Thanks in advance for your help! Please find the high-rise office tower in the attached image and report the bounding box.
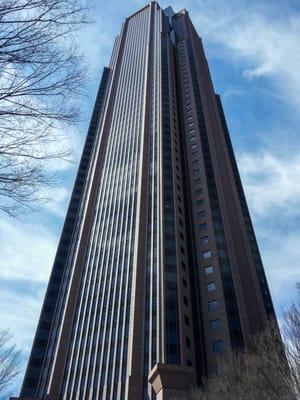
[15,2,275,400]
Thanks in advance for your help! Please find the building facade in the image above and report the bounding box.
[15,2,275,399]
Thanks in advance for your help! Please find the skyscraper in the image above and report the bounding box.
[15,2,275,399]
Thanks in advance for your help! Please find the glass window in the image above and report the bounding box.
[198,210,205,218]
[201,236,209,245]
[208,300,218,311]
[204,265,214,275]
[203,250,211,259]
[207,282,216,292]
[197,199,204,207]
[218,249,229,259]
[166,271,177,282]
[210,319,221,332]
[213,340,224,352]
[199,223,207,231]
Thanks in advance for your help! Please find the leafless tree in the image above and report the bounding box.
[186,308,300,400]
[283,300,300,395]
[0,0,88,217]
[0,328,21,394]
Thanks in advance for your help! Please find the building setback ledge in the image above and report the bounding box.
[148,363,196,399]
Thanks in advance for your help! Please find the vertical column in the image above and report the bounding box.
[43,19,130,399]
[126,3,153,399]
[149,8,198,397]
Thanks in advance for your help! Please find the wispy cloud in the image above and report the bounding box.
[0,217,59,398]
[0,276,46,399]
[222,88,245,100]
[189,0,300,109]
[227,13,300,108]
[238,150,300,311]
[260,225,300,312]
[0,218,57,282]
[238,151,300,217]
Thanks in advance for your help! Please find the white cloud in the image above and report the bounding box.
[0,218,57,282]
[238,151,300,217]
[74,1,116,78]
[43,124,83,172]
[222,88,245,99]
[0,217,58,398]
[42,186,70,217]
[0,280,44,350]
[0,176,70,397]
[0,276,46,399]
[224,12,300,109]
[262,227,300,312]
[237,149,300,312]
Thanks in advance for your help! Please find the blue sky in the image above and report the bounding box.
[1,0,300,397]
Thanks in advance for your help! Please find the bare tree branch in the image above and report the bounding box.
[0,328,21,394]
[0,0,89,217]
